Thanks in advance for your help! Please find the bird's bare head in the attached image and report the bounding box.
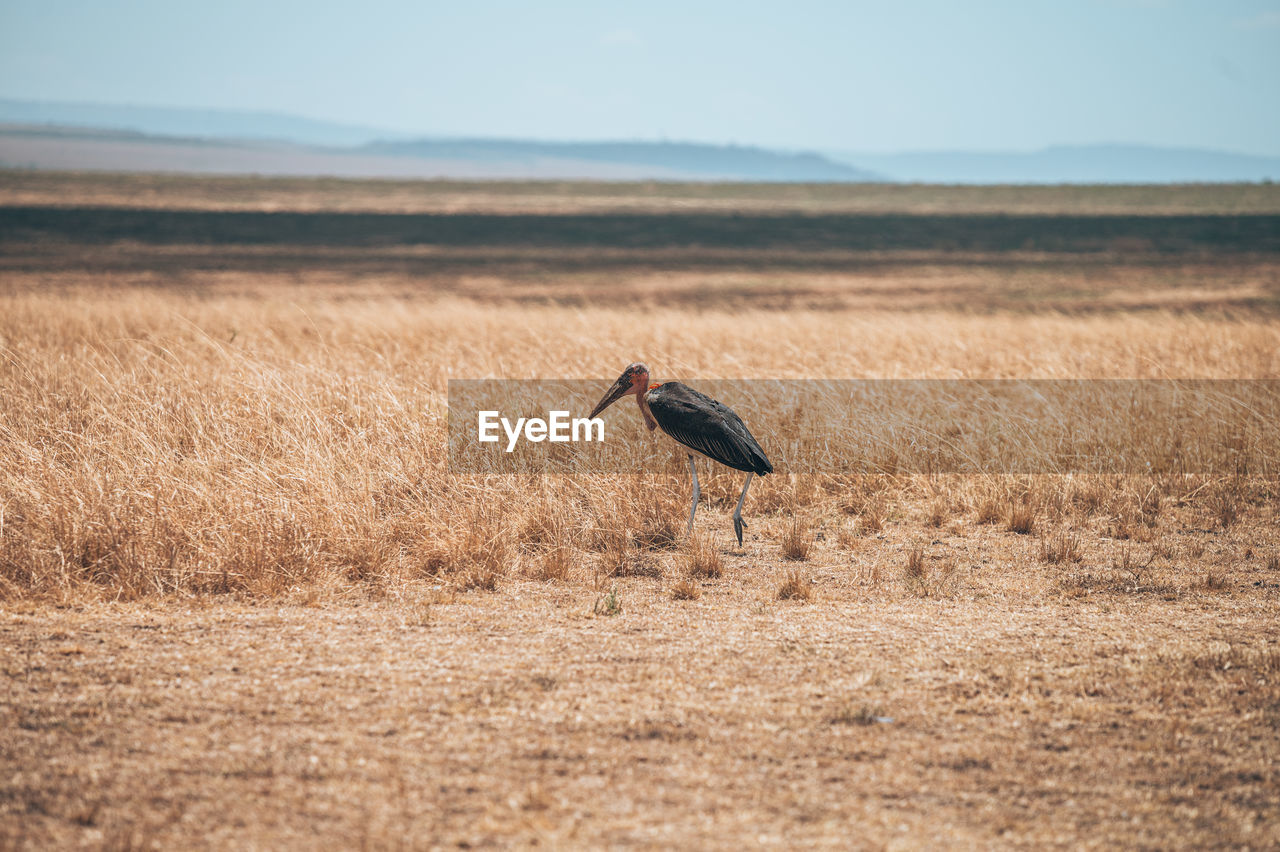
[588,362,650,419]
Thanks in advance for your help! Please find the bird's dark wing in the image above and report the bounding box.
[647,382,773,475]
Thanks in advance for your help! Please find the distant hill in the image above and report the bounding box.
[0,123,875,182]
[0,98,395,147]
[361,138,871,181]
[829,145,1280,184]
[4,99,1277,183]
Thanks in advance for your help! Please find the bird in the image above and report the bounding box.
[587,362,773,546]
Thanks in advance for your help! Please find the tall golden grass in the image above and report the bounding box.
[1,285,1277,600]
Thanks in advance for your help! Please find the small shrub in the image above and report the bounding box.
[593,587,622,616]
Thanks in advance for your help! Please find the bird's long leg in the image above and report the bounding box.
[732,473,754,547]
[686,454,700,537]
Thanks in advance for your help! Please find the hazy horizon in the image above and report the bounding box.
[5,95,1280,161]
[2,1,1278,158]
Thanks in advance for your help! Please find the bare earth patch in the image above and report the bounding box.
[4,548,1278,849]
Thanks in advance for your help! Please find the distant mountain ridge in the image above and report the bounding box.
[0,123,875,182]
[0,97,395,147]
[829,145,1280,184]
[2,98,1277,183]
[363,138,867,181]
[0,98,873,181]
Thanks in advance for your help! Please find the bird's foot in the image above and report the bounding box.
[733,515,745,547]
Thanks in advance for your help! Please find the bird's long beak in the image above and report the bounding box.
[588,374,633,419]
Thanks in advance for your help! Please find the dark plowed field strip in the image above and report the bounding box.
[3,206,1278,254]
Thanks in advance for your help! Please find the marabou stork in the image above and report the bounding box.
[588,363,772,546]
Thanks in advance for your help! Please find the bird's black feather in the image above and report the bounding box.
[645,382,773,475]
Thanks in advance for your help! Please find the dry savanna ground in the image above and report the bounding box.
[1,174,1279,849]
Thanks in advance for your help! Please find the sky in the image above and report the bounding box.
[2,1,1278,156]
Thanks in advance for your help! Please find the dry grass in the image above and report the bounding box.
[670,578,702,600]
[779,517,814,561]
[1006,502,1037,535]
[902,545,961,598]
[8,170,1280,214]
[835,520,862,550]
[776,568,814,601]
[905,545,927,582]
[1040,529,1084,565]
[2,174,1280,849]
[534,542,575,582]
[974,496,1003,525]
[6,593,1277,849]
[678,534,723,579]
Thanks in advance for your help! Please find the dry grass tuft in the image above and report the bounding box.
[974,497,1003,525]
[535,542,575,582]
[776,568,813,602]
[836,521,862,550]
[679,534,723,579]
[1210,485,1241,530]
[1070,477,1110,516]
[860,501,886,534]
[631,488,684,550]
[1194,570,1230,592]
[905,546,927,583]
[829,703,891,726]
[903,545,961,597]
[779,517,814,561]
[1007,503,1036,536]
[670,579,702,601]
[1040,530,1084,565]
